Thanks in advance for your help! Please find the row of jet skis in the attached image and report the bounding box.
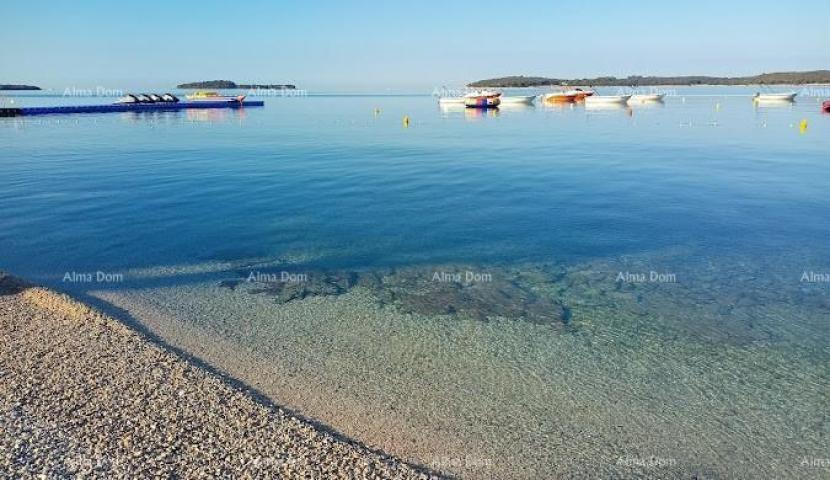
[115,93,181,104]
[114,91,247,104]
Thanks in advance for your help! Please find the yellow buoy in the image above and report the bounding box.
[800,119,808,134]
[403,115,410,128]
[373,108,381,116]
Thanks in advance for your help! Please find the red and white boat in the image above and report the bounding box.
[463,90,502,108]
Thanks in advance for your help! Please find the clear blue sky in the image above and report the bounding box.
[2,0,828,92]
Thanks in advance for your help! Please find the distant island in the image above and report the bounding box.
[0,84,41,91]
[177,80,296,89]
[469,70,830,87]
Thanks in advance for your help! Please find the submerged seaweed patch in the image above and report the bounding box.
[372,266,567,326]
[227,265,570,326]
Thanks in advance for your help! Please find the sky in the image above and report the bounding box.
[2,0,828,92]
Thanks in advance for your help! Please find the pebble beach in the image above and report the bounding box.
[0,272,439,479]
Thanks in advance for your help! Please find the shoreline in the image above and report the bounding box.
[32,249,829,479]
[0,271,442,479]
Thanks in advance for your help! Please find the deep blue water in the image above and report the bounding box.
[2,88,829,277]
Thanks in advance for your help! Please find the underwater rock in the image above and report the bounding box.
[375,266,566,325]
[246,271,358,304]
[238,265,569,326]
[218,279,242,290]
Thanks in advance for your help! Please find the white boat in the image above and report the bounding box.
[440,90,502,105]
[753,92,797,102]
[438,97,466,105]
[465,95,501,108]
[185,91,247,102]
[584,95,632,105]
[630,94,665,103]
[499,95,536,105]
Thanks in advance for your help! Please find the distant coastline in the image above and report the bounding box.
[0,84,41,91]
[469,70,830,88]
[177,80,296,90]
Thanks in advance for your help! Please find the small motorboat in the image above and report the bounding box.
[584,95,632,105]
[161,93,180,103]
[462,90,501,108]
[500,95,536,105]
[147,94,164,102]
[541,91,578,103]
[438,96,467,105]
[134,94,153,103]
[185,91,247,102]
[465,94,501,108]
[823,100,830,112]
[630,93,665,103]
[565,88,595,100]
[753,92,797,103]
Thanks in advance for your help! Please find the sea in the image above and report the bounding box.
[1,86,828,479]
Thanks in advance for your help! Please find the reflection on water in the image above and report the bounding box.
[116,107,249,124]
[584,102,631,112]
[540,100,577,111]
[186,107,248,123]
[753,100,796,110]
[627,99,666,108]
[120,110,183,124]
[437,103,465,115]
[464,107,499,120]
[496,102,535,112]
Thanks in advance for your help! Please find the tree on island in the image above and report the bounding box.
[177,80,295,89]
[468,70,830,88]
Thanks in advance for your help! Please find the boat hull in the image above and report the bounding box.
[585,95,632,105]
[564,89,595,100]
[500,95,536,105]
[753,93,797,102]
[465,96,501,108]
[187,95,247,102]
[541,93,577,103]
[630,94,665,103]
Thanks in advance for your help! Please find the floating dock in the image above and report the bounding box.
[0,101,265,117]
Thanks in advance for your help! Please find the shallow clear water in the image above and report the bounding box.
[1,88,829,478]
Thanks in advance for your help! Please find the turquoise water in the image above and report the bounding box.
[2,88,829,478]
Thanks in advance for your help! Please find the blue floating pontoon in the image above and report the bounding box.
[0,100,265,117]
